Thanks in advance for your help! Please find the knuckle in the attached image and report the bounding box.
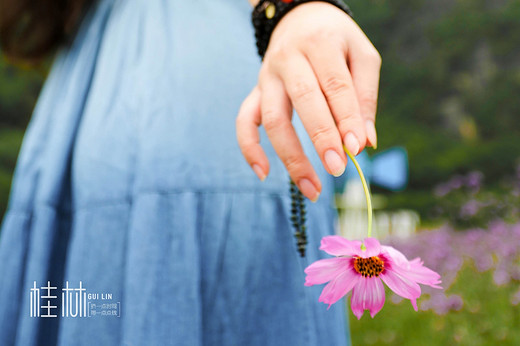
[309,125,335,147]
[322,75,350,98]
[306,28,332,46]
[337,116,362,132]
[265,47,291,68]
[284,155,307,174]
[274,47,291,60]
[290,80,315,102]
[240,142,257,157]
[262,111,281,131]
[365,48,382,66]
[359,89,379,107]
[306,33,323,48]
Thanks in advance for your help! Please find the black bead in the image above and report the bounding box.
[289,178,308,257]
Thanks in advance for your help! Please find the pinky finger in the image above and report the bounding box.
[236,87,270,181]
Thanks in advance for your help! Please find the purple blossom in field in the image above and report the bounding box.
[466,171,483,186]
[419,293,463,315]
[385,221,520,315]
[474,253,493,272]
[434,183,451,197]
[448,175,465,190]
[432,167,520,228]
[433,178,461,197]
[510,266,520,281]
[447,294,464,310]
[433,171,484,198]
[459,199,481,218]
[493,268,511,286]
[465,171,483,192]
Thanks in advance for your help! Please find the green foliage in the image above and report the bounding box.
[0,55,45,128]
[349,0,520,206]
[349,266,520,345]
[0,128,25,218]
[0,128,24,166]
[374,188,439,220]
[0,51,42,220]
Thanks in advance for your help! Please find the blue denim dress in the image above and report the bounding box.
[0,0,350,345]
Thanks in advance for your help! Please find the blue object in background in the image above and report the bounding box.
[335,147,408,193]
[371,147,408,191]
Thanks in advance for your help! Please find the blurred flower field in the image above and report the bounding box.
[1,0,520,344]
[348,169,520,345]
[350,223,520,345]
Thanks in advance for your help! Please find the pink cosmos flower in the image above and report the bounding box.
[304,236,442,319]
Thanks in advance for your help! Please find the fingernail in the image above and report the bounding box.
[344,132,360,155]
[252,164,266,181]
[324,150,345,177]
[365,120,378,149]
[298,178,320,202]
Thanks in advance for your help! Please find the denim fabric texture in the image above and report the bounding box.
[0,0,350,345]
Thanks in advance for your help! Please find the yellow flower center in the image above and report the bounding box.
[354,256,384,278]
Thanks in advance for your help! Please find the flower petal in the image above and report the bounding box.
[320,236,362,256]
[363,277,385,318]
[411,298,418,311]
[318,268,360,308]
[381,245,409,266]
[304,257,352,286]
[382,246,442,289]
[358,237,382,258]
[380,269,421,301]
[350,280,367,319]
[350,277,385,319]
[366,277,386,318]
[405,258,443,288]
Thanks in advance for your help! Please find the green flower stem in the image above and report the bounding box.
[343,146,373,240]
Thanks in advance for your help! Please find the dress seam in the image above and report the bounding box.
[5,188,291,215]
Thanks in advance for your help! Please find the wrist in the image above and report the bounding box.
[252,0,353,58]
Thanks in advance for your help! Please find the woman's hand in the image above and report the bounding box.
[237,2,381,201]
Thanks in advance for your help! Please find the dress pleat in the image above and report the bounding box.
[0,1,350,345]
